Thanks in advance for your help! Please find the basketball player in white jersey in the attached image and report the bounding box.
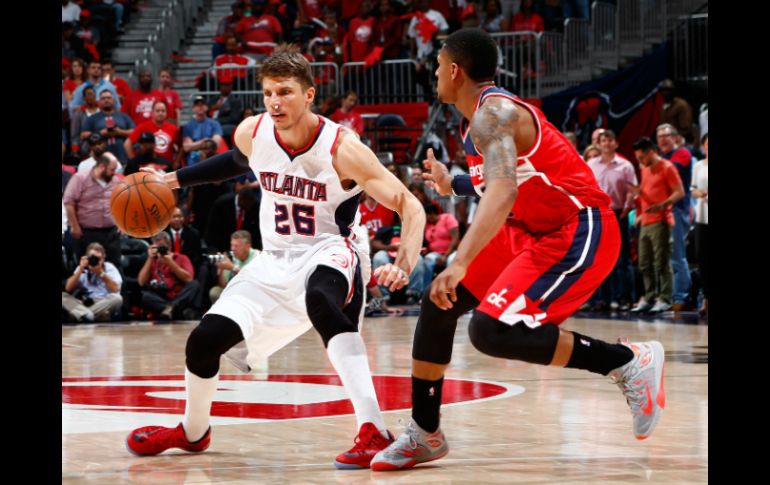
[126,44,426,469]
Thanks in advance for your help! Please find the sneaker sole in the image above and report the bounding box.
[634,341,666,440]
[370,449,449,471]
[126,437,159,457]
[333,460,371,469]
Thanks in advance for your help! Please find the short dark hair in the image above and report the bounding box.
[701,132,708,144]
[442,28,499,82]
[598,129,617,141]
[632,137,657,152]
[94,154,112,167]
[259,44,314,90]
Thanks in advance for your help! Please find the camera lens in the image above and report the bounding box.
[157,244,168,256]
[87,254,100,266]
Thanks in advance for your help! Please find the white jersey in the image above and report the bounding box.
[210,114,371,366]
[249,113,364,251]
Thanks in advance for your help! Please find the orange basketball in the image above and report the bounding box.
[110,172,176,238]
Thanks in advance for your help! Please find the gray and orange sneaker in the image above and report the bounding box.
[370,419,449,471]
[609,340,666,440]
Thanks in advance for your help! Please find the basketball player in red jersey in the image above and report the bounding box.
[372,28,666,471]
[125,45,426,469]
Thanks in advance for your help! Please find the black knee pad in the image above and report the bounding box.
[468,311,560,365]
[186,313,245,378]
[306,265,362,347]
[412,284,480,365]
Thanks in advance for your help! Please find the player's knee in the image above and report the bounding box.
[305,284,358,347]
[186,313,244,378]
[468,311,559,365]
[411,287,471,364]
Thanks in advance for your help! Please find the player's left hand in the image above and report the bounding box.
[374,263,410,292]
[430,262,467,310]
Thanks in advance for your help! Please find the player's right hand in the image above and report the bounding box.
[430,262,467,310]
[139,167,180,190]
[374,263,410,292]
[422,148,453,196]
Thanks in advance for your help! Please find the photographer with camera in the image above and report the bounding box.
[138,232,200,321]
[208,230,259,305]
[62,242,123,323]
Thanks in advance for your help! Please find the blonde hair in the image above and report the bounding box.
[583,144,600,161]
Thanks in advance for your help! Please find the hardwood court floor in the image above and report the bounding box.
[62,313,708,484]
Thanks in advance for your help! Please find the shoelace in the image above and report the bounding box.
[396,419,419,451]
[618,379,646,416]
[347,426,388,453]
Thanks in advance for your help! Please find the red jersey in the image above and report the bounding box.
[359,200,396,238]
[236,15,282,55]
[462,86,611,233]
[346,16,377,62]
[213,53,256,83]
[129,120,179,162]
[330,109,364,135]
[123,89,165,126]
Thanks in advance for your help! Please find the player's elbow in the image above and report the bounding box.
[488,178,518,205]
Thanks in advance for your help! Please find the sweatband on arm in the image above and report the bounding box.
[451,174,477,197]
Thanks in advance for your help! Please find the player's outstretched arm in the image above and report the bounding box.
[140,115,261,190]
[430,96,520,310]
[334,130,426,289]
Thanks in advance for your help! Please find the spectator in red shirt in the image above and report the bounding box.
[158,68,183,124]
[378,0,404,59]
[75,10,100,47]
[212,35,257,88]
[124,132,174,175]
[359,191,396,239]
[236,0,283,62]
[509,0,543,80]
[125,100,180,164]
[330,90,365,135]
[316,9,346,47]
[629,137,684,314]
[101,61,131,105]
[213,1,247,59]
[344,0,378,62]
[510,0,544,32]
[123,69,164,126]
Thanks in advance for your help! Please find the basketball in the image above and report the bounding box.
[110,172,176,238]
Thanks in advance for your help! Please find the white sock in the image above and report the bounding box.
[326,332,388,438]
[182,367,218,442]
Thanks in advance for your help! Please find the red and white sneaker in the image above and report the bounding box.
[334,422,394,469]
[126,423,211,456]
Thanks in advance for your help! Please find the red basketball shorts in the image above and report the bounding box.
[463,207,620,327]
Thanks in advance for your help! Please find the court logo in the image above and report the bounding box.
[62,375,524,434]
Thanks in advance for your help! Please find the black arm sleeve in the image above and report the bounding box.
[175,147,252,188]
